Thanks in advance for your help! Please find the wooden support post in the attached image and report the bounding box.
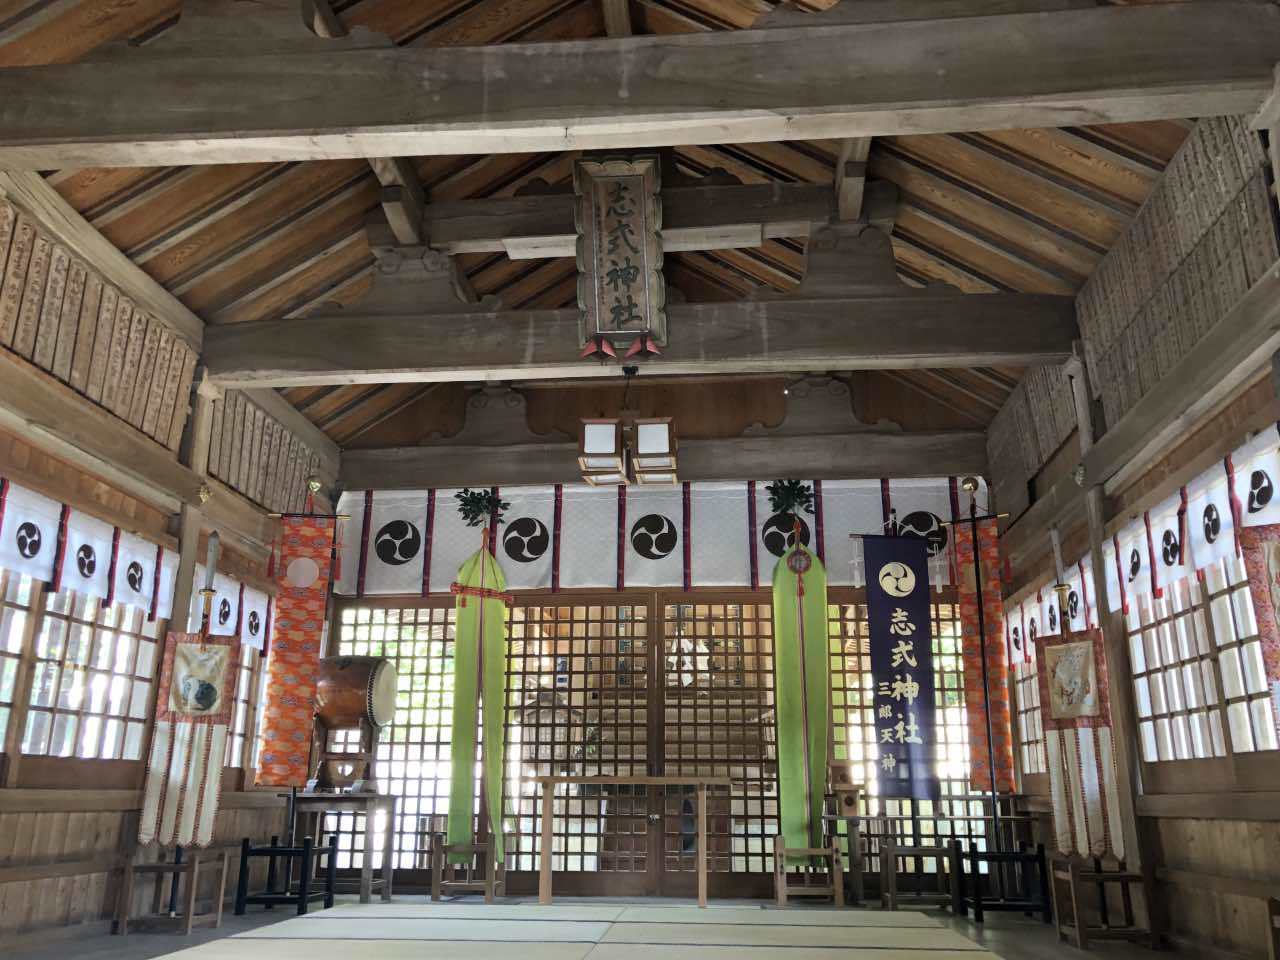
[1,581,46,787]
[539,782,553,905]
[696,783,708,908]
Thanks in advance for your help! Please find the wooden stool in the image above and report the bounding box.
[773,834,844,906]
[879,838,954,910]
[234,834,337,916]
[1051,855,1160,950]
[114,848,228,936]
[431,830,505,904]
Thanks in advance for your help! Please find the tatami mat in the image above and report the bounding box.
[168,901,999,959]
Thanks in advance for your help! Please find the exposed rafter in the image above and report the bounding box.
[0,3,1272,167]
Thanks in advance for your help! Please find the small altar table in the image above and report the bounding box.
[527,775,733,908]
[292,792,397,903]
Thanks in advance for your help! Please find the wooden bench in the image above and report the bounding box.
[879,838,954,911]
[773,835,844,906]
[1052,855,1160,950]
[114,848,228,936]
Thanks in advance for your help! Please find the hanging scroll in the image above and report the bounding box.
[256,515,336,788]
[955,517,1015,794]
[574,157,666,351]
[863,535,939,800]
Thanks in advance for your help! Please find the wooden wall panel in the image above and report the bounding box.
[0,199,196,452]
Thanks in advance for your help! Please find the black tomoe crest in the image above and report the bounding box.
[247,610,261,636]
[1048,603,1058,630]
[14,521,41,559]
[218,597,232,625]
[1067,590,1080,621]
[373,520,421,566]
[892,510,948,557]
[630,514,677,560]
[1161,529,1180,567]
[1203,503,1221,544]
[1127,547,1142,582]
[126,560,145,593]
[761,512,810,557]
[1011,626,1022,651]
[1249,469,1274,514]
[503,517,550,563]
[75,543,96,578]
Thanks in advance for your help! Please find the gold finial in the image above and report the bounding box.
[306,475,323,494]
[198,483,212,504]
[960,476,979,493]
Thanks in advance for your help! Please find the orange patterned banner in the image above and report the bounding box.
[255,515,336,788]
[954,516,1015,793]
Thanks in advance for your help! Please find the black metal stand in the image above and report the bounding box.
[234,834,338,916]
[951,839,1052,923]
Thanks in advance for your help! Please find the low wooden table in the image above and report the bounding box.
[527,775,733,908]
[292,793,396,903]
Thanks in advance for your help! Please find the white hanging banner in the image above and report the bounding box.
[1020,596,1039,661]
[362,489,431,596]
[1148,491,1188,595]
[188,565,242,635]
[884,477,957,585]
[1235,424,1280,528]
[428,489,486,594]
[497,486,557,591]
[0,481,61,582]
[1040,588,1061,637]
[559,484,619,589]
[112,531,157,612]
[1117,517,1150,605]
[240,585,271,651]
[622,486,683,588]
[1101,537,1125,613]
[333,490,364,596]
[689,482,751,587]
[1006,602,1026,664]
[822,479,887,587]
[1186,464,1236,571]
[153,548,180,622]
[1064,560,1090,633]
[60,509,114,601]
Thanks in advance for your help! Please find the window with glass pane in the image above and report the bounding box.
[23,590,160,760]
[1127,555,1278,763]
[0,570,36,746]
[1014,661,1046,775]
[224,645,262,768]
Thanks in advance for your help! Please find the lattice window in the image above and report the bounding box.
[1014,662,1046,776]
[224,645,262,769]
[332,603,456,872]
[828,595,986,871]
[0,570,35,746]
[660,600,773,876]
[1128,555,1279,762]
[23,590,159,759]
[505,601,651,875]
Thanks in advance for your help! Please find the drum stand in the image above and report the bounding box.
[308,716,378,794]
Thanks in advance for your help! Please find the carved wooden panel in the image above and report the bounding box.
[1077,116,1278,432]
[206,390,324,514]
[0,198,198,452]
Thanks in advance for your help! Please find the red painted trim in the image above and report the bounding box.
[105,527,121,607]
[747,480,759,590]
[1112,534,1128,615]
[1177,486,1189,566]
[148,543,163,622]
[1077,559,1091,628]
[1143,511,1162,599]
[682,482,692,591]
[551,484,563,593]
[616,485,627,591]
[235,582,245,634]
[812,479,825,564]
[421,489,436,597]
[1226,455,1243,556]
[947,476,961,585]
[356,490,373,598]
[262,597,273,657]
[51,504,70,594]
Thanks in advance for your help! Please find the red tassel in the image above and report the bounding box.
[266,537,277,580]
[332,518,344,581]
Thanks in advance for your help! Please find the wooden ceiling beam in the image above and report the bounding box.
[602,0,633,37]
[0,3,1274,167]
[202,291,1077,388]
[340,428,989,489]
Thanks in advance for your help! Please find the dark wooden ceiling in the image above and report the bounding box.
[0,0,1189,446]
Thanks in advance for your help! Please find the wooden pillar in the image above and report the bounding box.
[170,372,222,626]
[1067,348,1147,883]
[1,582,47,787]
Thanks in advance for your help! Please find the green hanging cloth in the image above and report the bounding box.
[771,541,830,864]
[447,539,508,863]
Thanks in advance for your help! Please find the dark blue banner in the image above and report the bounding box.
[863,535,940,800]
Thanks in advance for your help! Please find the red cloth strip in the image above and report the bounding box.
[1178,486,1189,565]
[1143,510,1162,599]
[879,477,892,530]
[449,582,514,604]
[356,490,373,598]
[235,582,245,634]
[616,485,627,591]
[148,543,163,622]
[552,484,563,593]
[682,481,692,591]
[1112,533,1128,615]
[51,504,70,594]
[106,527,121,607]
[747,480,759,590]
[421,489,436,597]
[1226,455,1244,556]
[812,479,825,564]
